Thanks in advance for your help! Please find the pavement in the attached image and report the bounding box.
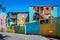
[0,32,59,40]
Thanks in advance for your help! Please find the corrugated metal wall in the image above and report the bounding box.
[40,24,56,36]
[26,22,40,34]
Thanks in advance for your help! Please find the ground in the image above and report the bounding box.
[0,32,59,40]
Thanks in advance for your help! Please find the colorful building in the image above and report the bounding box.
[0,13,7,32]
[6,12,17,33]
[29,6,58,24]
[15,12,29,33]
[6,12,29,33]
[2,6,59,37]
[7,12,17,27]
[7,12,12,27]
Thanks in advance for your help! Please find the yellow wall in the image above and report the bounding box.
[40,24,56,36]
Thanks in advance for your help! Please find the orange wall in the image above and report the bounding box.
[43,7,52,15]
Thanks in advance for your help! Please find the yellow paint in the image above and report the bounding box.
[17,13,27,25]
[6,29,14,33]
[40,24,56,36]
[11,26,15,29]
[17,13,23,19]
[6,26,15,33]
[7,27,10,29]
[18,22,25,25]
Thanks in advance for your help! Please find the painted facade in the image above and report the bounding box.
[29,7,36,23]
[7,12,12,27]
[17,12,28,25]
[0,13,6,32]
[0,6,59,37]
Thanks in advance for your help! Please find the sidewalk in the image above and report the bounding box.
[0,32,58,40]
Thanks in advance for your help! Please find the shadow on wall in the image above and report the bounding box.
[0,34,11,40]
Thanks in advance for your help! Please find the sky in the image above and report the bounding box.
[0,0,59,16]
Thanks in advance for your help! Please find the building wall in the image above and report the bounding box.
[17,13,28,25]
[7,13,12,27]
[40,24,56,36]
[43,7,52,15]
[43,7,52,19]
[0,14,6,32]
[51,7,58,18]
[29,7,36,23]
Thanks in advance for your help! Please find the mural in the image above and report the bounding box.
[0,13,6,32]
[0,6,59,37]
[6,12,29,33]
[29,6,58,24]
[17,12,29,25]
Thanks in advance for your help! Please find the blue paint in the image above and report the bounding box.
[0,0,58,14]
[7,12,12,27]
[29,7,36,23]
[51,7,58,18]
[26,22,40,34]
